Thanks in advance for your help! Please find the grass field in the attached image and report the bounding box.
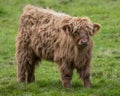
[0,0,120,96]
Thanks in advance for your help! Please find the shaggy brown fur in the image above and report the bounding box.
[16,5,101,88]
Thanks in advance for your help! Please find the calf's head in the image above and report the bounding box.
[62,17,101,47]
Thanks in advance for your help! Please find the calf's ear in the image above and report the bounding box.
[93,23,101,35]
[62,23,72,35]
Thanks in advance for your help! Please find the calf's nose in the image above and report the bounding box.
[81,39,88,45]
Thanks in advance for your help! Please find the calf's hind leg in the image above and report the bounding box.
[26,63,35,83]
[16,46,39,83]
[25,51,40,83]
[17,62,26,82]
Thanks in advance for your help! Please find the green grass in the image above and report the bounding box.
[0,0,120,96]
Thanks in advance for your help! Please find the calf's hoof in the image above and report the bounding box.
[63,82,72,88]
[84,82,92,88]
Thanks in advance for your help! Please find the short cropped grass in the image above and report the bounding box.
[0,0,120,96]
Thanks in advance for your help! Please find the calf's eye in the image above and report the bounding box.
[73,31,78,35]
[74,31,77,34]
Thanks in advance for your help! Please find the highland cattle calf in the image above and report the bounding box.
[16,5,101,88]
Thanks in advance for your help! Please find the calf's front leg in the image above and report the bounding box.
[58,63,74,88]
[77,65,92,88]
